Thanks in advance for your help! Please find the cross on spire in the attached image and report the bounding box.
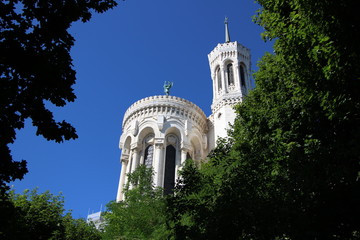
[225,17,231,43]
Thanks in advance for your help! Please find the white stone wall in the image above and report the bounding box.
[116,95,208,201]
[208,41,251,145]
[116,39,252,201]
[211,104,237,141]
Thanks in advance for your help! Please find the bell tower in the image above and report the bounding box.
[208,18,251,145]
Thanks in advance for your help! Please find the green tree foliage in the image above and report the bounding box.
[102,165,169,240]
[166,159,205,239]
[63,214,102,240]
[166,143,234,240]
[0,188,101,240]
[0,0,118,191]
[167,0,360,239]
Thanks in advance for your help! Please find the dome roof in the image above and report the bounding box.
[122,95,207,132]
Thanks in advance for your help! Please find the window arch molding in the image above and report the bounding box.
[164,133,180,195]
[239,62,247,88]
[137,125,156,167]
[187,128,204,161]
[163,125,183,145]
[225,61,235,87]
[215,66,222,92]
[165,134,179,148]
[121,135,132,155]
[189,135,203,161]
[143,133,155,167]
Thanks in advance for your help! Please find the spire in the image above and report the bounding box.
[224,17,231,43]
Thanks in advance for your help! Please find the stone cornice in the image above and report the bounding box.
[211,96,242,113]
[122,95,208,133]
[208,41,251,66]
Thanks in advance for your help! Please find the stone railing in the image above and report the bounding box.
[211,95,242,113]
[208,41,251,66]
[122,95,208,132]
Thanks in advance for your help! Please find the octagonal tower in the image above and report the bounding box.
[207,18,251,149]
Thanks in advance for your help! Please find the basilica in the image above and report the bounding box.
[116,19,252,201]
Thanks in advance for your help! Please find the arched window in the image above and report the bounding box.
[227,63,234,86]
[144,145,154,167]
[142,133,154,167]
[240,64,246,87]
[216,67,222,90]
[164,145,176,195]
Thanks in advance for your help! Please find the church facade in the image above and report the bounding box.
[116,19,251,201]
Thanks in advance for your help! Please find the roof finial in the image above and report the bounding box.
[224,17,231,43]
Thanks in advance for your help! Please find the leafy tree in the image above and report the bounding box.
[168,0,360,239]
[244,0,360,238]
[166,145,232,240]
[0,0,118,191]
[63,214,102,240]
[0,188,101,240]
[103,165,169,240]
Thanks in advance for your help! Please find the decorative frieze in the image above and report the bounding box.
[122,95,208,134]
[208,41,250,66]
[211,96,242,113]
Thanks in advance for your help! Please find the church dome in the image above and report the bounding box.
[116,18,251,201]
[122,95,207,133]
[117,95,209,200]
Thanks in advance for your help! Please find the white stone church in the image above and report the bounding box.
[116,19,251,201]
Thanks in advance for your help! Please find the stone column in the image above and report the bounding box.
[234,62,240,91]
[139,154,144,165]
[177,142,191,175]
[125,153,132,176]
[153,139,164,188]
[246,64,251,91]
[181,148,188,165]
[130,144,139,172]
[220,65,226,94]
[124,151,134,190]
[174,148,188,180]
[212,73,217,101]
[116,155,129,202]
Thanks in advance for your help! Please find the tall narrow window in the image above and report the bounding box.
[144,145,154,167]
[227,63,234,86]
[164,145,176,195]
[240,65,246,87]
[216,67,222,90]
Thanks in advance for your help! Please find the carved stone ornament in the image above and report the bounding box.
[167,135,177,146]
[122,96,207,135]
[155,138,165,147]
[121,153,129,163]
[202,134,208,150]
[145,134,155,144]
[185,120,191,136]
[180,142,192,151]
[131,142,139,151]
[132,120,139,136]
[157,115,165,131]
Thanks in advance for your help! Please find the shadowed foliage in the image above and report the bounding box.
[166,0,360,239]
[102,165,169,240]
[0,188,101,239]
[0,0,118,191]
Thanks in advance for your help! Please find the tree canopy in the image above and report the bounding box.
[0,0,118,191]
[0,188,101,239]
[103,165,169,240]
[167,0,360,239]
[2,0,359,239]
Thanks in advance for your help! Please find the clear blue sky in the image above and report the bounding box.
[10,0,273,219]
